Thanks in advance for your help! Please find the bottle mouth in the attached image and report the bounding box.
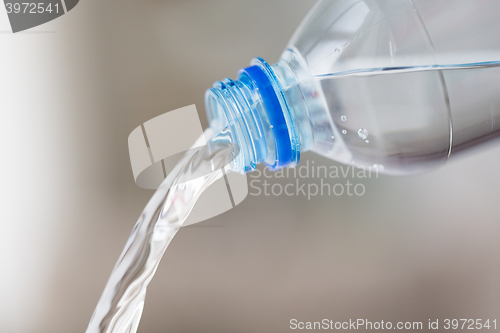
[205,78,259,173]
[205,58,300,172]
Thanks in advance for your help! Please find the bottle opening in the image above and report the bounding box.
[205,58,300,173]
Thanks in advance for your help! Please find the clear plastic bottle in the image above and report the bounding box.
[205,0,500,175]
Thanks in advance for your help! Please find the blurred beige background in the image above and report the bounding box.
[1,1,500,332]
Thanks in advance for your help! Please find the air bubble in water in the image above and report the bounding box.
[342,130,347,134]
[358,128,368,140]
[365,140,369,143]
[340,115,347,122]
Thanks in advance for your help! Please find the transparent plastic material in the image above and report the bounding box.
[206,0,500,174]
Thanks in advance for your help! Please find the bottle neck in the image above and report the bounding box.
[205,58,300,173]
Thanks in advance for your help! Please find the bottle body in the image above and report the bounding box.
[206,0,500,174]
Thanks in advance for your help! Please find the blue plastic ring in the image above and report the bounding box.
[238,65,292,169]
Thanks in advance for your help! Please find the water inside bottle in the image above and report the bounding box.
[283,60,500,174]
[85,129,237,333]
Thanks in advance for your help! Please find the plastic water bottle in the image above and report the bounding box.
[205,0,500,175]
